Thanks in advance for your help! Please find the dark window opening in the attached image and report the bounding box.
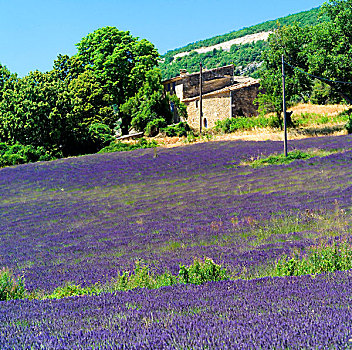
[203,117,208,128]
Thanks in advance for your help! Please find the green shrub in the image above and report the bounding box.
[178,257,229,285]
[145,118,167,137]
[250,150,312,167]
[214,116,272,133]
[98,138,158,153]
[0,142,54,168]
[48,282,99,299]
[88,123,114,149]
[161,122,191,137]
[275,241,352,277]
[345,114,352,134]
[0,267,26,301]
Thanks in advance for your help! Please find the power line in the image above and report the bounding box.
[283,58,352,86]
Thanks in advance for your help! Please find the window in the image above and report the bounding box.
[203,117,208,128]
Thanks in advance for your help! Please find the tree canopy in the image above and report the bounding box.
[257,0,352,118]
[0,26,182,164]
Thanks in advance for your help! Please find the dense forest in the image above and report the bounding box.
[159,7,327,79]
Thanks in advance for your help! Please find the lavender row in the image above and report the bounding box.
[2,271,352,349]
[0,135,351,290]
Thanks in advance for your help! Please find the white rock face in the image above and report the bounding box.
[173,31,272,59]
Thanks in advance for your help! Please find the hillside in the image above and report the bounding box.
[159,6,327,79]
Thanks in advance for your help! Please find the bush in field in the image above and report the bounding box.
[98,138,158,153]
[0,142,54,168]
[48,282,99,299]
[275,241,352,277]
[88,123,114,150]
[250,150,313,167]
[161,122,191,137]
[214,116,274,133]
[0,267,26,301]
[178,257,229,285]
[346,115,352,134]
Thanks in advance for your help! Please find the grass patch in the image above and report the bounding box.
[23,257,229,300]
[293,110,350,127]
[243,149,334,168]
[98,138,158,153]
[214,115,274,133]
[0,267,26,301]
[275,240,352,277]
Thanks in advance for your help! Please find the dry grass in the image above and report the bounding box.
[151,103,349,149]
[289,103,348,116]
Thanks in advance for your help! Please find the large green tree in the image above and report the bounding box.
[258,0,352,116]
[0,70,65,155]
[75,26,159,132]
[0,26,166,160]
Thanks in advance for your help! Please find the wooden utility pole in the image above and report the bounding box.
[282,54,288,157]
[199,62,203,134]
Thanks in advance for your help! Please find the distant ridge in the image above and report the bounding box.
[159,7,327,80]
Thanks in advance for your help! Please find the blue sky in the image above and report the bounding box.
[0,0,324,77]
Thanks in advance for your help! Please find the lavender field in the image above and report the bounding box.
[1,135,352,349]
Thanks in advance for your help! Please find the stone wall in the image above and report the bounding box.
[182,65,234,99]
[231,83,260,117]
[163,65,235,101]
[185,92,231,130]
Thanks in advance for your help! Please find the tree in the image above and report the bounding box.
[256,24,311,125]
[0,64,16,102]
[0,26,165,163]
[64,70,116,154]
[119,69,173,136]
[258,0,352,116]
[0,70,66,155]
[75,27,159,119]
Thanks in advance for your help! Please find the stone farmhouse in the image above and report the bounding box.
[162,65,260,130]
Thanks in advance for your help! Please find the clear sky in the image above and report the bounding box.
[0,0,324,77]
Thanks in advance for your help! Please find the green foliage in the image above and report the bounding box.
[310,80,343,105]
[23,258,228,300]
[256,24,312,119]
[342,109,352,133]
[145,118,167,137]
[214,115,273,133]
[275,241,352,276]
[0,267,26,301]
[120,69,173,136]
[48,282,99,299]
[258,0,352,116]
[346,117,352,134]
[0,142,54,168]
[0,27,161,163]
[161,122,191,137]
[88,123,114,150]
[250,150,315,167]
[160,7,324,79]
[178,257,229,285]
[76,27,159,108]
[98,138,158,154]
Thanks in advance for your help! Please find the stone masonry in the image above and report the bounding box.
[163,65,260,130]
